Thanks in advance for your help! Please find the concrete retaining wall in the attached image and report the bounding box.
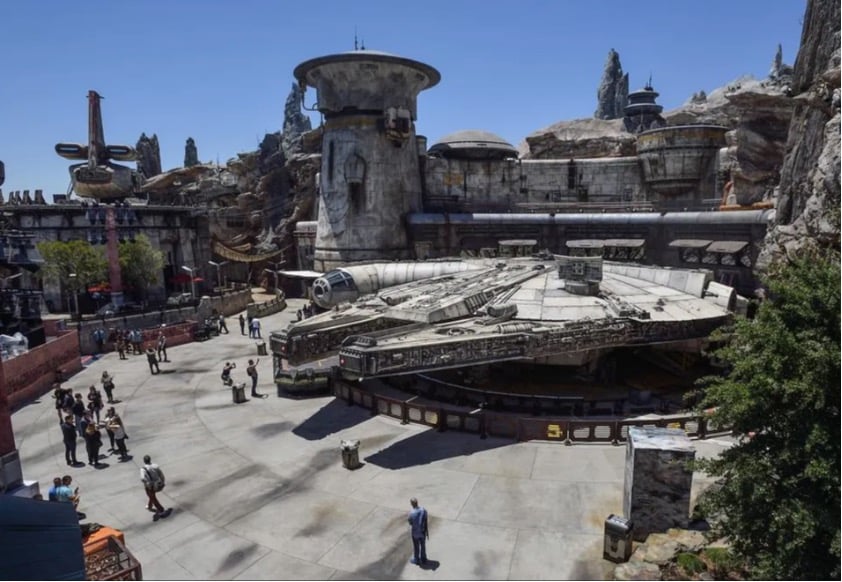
[1,331,82,410]
[73,288,251,355]
[246,294,287,319]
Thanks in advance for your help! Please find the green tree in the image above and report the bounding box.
[118,234,164,300]
[37,240,108,310]
[695,249,840,580]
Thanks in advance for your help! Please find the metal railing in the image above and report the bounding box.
[334,379,727,445]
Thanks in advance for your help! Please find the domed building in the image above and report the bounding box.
[427,130,518,160]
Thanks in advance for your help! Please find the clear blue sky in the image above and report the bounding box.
[2,0,805,198]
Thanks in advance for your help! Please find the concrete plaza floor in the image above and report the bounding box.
[11,299,731,580]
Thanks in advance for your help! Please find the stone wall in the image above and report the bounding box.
[424,156,646,212]
[1,330,82,410]
[9,203,210,310]
[246,294,287,319]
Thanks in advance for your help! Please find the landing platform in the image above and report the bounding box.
[11,298,732,580]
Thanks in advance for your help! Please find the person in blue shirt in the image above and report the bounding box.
[47,477,62,501]
[407,497,429,565]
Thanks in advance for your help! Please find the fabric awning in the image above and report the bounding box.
[211,240,286,263]
[603,239,646,248]
[668,239,712,249]
[278,270,324,280]
[566,239,604,249]
[706,241,749,253]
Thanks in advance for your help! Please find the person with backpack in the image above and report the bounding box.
[246,359,264,398]
[140,455,169,521]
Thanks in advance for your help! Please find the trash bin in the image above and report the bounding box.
[232,382,247,404]
[603,514,634,563]
[340,439,361,470]
[257,341,267,356]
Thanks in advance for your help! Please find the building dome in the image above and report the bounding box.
[428,130,518,160]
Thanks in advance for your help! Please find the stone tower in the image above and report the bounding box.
[294,50,440,270]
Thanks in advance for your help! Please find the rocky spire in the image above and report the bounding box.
[768,43,794,81]
[184,137,199,167]
[281,83,312,157]
[135,133,162,178]
[595,49,629,120]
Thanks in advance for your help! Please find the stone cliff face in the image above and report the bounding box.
[140,94,321,269]
[281,83,313,158]
[759,0,841,268]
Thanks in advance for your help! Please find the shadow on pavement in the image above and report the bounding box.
[292,398,371,441]
[364,430,510,470]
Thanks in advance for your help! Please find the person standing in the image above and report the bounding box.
[55,475,79,508]
[101,371,115,403]
[60,416,78,466]
[239,313,246,335]
[71,393,86,435]
[252,317,261,339]
[92,328,105,354]
[246,359,263,398]
[146,348,160,374]
[140,455,168,521]
[218,313,229,334]
[103,407,117,452]
[156,332,168,362]
[53,383,66,422]
[47,477,63,501]
[83,423,103,466]
[407,497,429,565]
[87,385,103,423]
[108,412,129,460]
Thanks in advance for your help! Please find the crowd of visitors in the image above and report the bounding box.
[45,305,276,526]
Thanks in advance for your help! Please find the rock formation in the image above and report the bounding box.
[522,118,636,159]
[135,133,162,179]
[184,137,199,167]
[759,0,841,268]
[281,83,312,157]
[595,49,629,120]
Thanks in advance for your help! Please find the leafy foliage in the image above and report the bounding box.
[37,240,107,291]
[118,234,164,300]
[695,249,840,580]
[676,552,706,576]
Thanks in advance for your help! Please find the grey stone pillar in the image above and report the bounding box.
[623,426,695,541]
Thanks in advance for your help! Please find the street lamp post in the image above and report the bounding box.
[208,260,228,292]
[68,273,80,320]
[181,265,197,300]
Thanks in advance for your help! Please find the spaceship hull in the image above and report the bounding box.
[70,162,138,200]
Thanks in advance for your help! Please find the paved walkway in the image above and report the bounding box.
[11,299,730,580]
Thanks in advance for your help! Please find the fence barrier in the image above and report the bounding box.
[334,379,726,445]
